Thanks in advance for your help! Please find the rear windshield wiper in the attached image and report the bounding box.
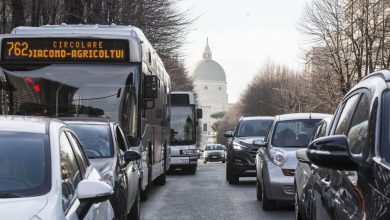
[0,193,23,198]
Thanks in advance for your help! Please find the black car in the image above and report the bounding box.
[294,116,332,219]
[63,118,141,220]
[224,116,273,184]
[296,70,390,220]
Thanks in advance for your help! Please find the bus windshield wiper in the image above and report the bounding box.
[0,192,23,198]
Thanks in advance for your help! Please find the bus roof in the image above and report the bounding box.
[1,24,171,87]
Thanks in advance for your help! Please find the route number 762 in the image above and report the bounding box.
[6,41,29,56]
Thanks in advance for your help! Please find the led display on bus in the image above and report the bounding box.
[1,38,129,63]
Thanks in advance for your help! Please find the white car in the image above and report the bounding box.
[0,116,114,220]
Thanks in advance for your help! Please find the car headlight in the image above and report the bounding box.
[233,142,247,150]
[101,169,115,187]
[269,149,287,167]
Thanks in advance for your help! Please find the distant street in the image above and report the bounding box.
[140,160,294,220]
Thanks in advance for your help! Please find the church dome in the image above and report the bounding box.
[192,40,226,82]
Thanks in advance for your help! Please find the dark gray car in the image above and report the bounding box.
[63,118,141,220]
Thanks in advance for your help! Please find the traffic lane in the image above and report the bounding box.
[141,160,294,220]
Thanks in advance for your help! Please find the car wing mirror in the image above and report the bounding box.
[296,149,310,164]
[253,139,267,148]
[306,135,358,170]
[224,131,233,137]
[77,180,113,204]
[124,150,141,163]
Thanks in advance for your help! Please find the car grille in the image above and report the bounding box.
[249,147,258,159]
[208,152,223,156]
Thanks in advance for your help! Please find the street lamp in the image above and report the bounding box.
[272,87,301,113]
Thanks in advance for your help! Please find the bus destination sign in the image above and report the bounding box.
[1,38,129,63]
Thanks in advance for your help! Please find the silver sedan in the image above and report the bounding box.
[255,113,331,210]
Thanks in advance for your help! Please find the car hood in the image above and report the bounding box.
[0,196,47,219]
[90,157,115,173]
[273,147,301,169]
[236,136,264,145]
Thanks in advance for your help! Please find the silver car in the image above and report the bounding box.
[203,144,226,163]
[0,116,114,220]
[255,113,331,210]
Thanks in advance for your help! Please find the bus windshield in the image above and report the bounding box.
[170,106,196,145]
[0,64,136,122]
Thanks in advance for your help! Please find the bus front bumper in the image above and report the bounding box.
[170,155,198,167]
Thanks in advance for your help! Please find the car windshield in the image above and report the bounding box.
[68,124,114,158]
[205,145,224,151]
[271,119,321,148]
[236,119,273,137]
[0,132,51,197]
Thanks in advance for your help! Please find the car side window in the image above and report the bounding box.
[346,93,370,155]
[334,94,360,135]
[66,131,89,175]
[116,126,129,154]
[319,122,327,137]
[312,123,324,140]
[59,132,82,211]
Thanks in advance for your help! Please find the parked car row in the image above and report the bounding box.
[220,70,390,219]
[0,116,142,220]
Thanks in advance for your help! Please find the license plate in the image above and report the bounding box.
[212,156,218,159]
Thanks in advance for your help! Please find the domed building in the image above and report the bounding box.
[191,39,228,144]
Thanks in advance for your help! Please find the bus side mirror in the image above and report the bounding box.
[197,108,203,119]
[144,75,158,99]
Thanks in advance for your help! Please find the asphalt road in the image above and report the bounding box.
[140,159,294,220]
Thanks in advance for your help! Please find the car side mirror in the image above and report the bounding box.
[253,139,267,148]
[306,135,358,171]
[224,131,233,137]
[77,180,113,204]
[296,149,310,164]
[197,108,203,119]
[124,150,141,163]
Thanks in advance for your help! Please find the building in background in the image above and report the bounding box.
[191,39,228,145]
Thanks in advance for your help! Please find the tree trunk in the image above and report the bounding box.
[11,0,24,28]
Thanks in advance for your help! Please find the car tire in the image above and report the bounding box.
[204,159,207,164]
[188,166,197,174]
[256,177,262,201]
[154,171,166,186]
[261,176,275,210]
[222,160,225,163]
[140,187,148,202]
[127,188,140,220]
[226,162,239,184]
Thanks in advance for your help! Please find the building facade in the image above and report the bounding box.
[191,40,228,145]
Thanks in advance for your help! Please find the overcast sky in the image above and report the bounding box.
[178,0,310,103]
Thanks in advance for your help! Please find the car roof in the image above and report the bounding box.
[240,116,274,121]
[275,113,332,121]
[0,116,60,134]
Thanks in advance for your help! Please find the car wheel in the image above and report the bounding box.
[261,176,275,210]
[256,177,262,201]
[204,159,207,164]
[140,187,148,202]
[127,188,140,220]
[226,162,239,184]
[188,166,197,174]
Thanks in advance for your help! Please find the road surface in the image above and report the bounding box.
[140,160,294,220]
